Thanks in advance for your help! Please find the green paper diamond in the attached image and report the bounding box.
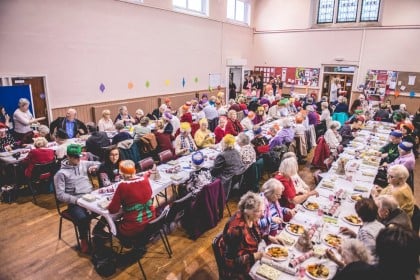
[145,81,150,88]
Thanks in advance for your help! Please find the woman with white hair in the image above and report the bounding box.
[174,122,197,156]
[114,105,135,126]
[269,118,295,149]
[326,239,373,279]
[13,98,46,142]
[22,137,55,178]
[306,104,320,126]
[320,101,331,127]
[371,164,414,217]
[194,118,215,148]
[133,109,144,125]
[236,133,256,169]
[98,109,115,132]
[258,179,295,236]
[376,195,412,230]
[324,121,343,152]
[274,155,318,213]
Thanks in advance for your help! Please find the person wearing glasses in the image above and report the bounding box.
[371,164,414,218]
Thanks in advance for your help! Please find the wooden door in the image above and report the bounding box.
[11,77,49,125]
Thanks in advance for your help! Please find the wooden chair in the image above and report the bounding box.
[138,157,154,171]
[158,150,173,164]
[28,160,57,204]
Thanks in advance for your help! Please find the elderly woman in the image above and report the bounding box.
[372,164,415,217]
[339,198,384,254]
[133,117,151,141]
[107,160,155,239]
[324,121,343,152]
[22,137,55,178]
[111,123,133,145]
[225,110,243,136]
[320,101,331,127]
[0,122,17,152]
[251,126,269,158]
[98,147,121,188]
[385,141,415,172]
[37,124,53,142]
[174,122,197,156]
[214,116,227,144]
[98,109,115,132]
[114,106,135,126]
[154,119,175,155]
[274,155,318,211]
[326,239,373,279]
[220,192,276,279]
[253,106,266,125]
[236,133,256,169]
[194,118,214,149]
[13,98,45,142]
[240,111,255,131]
[269,118,295,149]
[133,109,144,125]
[258,179,295,236]
[306,105,320,126]
[211,134,245,196]
[376,195,412,230]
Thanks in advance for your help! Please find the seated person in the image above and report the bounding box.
[376,195,412,230]
[54,128,75,161]
[236,133,256,170]
[379,130,403,163]
[194,118,215,149]
[269,118,295,149]
[37,124,53,142]
[98,147,121,188]
[240,111,255,131]
[374,103,391,121]
[50,108,87,139]
[0,122,17,152]
[85,122,110,159]
[339,117,364,147]
[133,109,145,125]
[306,105,320,126]
[97,109,115,132]
[22,137,55,178]
[211,134,245,196]
[225,110,243,136]
[114,105,135,126]
[384,141,415,172]
[333,95,349,113]
[214,116,227,144]
[151,104,167,120]
[220,192,280,279]
[154,119,175,154]
[326,239,373,279]
[339,198,384,255]
[174,122,197,156]
[54,144,100,253]
[133,117,151,141]
[258,179,295,236]
[324,121,343,153]
[371,165,414,218]
[111,123,133,145]
[108,160,155,238]
[251,126,269,158]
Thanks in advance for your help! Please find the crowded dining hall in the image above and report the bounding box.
[1,0,420,279]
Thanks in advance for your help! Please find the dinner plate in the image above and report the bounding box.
[285,223,305,236]
[342,215,363,226]
[303,201,319,211]
[323,234,342,248]
[349,193,363,203]
[306,263,330,280]
[265,244,288,261]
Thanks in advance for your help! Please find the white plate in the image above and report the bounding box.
[342,215,363,226]
[349,193,363,203]
[306,264,330,280]
[303,201,320,211]
[265,244,288,261]
[285,224,305,236]
[323,234,342,248]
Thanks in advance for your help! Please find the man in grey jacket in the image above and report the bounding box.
[54,144,100,253]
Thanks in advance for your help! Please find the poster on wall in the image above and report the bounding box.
[365,69,398,95]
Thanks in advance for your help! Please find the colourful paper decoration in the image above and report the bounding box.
[182,77,186,87]
[99,83,105,93]
[395,90,400,97]
[194,77,199,83]
[409,91,415,98]
[128,82,134,90]
[208,86,212,91]
[145,81,150,88]
[165,80,170,86]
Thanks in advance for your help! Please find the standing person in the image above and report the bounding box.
[229,80,237,100]
[330,78,340,103]
[13,98,46,142]
[54,144,100,253]
[107,160,155,239]
[50,108,88,139]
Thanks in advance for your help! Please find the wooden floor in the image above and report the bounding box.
[0,158,419,280]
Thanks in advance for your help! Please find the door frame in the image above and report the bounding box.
[0,75,51,124]
[320,64,359,100]
[226,66,243,102]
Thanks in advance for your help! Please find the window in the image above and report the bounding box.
[227,0,251,25]
[316,0,381,24]
[173,0,208,16]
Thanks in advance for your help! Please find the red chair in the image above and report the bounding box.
[28,160,57,204]
[158,150,173,164]
[138,157,154,171]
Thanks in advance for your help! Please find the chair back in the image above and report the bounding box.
[407,170,414,193]
[158,150,173,163]
[51,181,64,216]
[212,232,226,280]
[138,157,154,171]
[118,139,141,164]
[412,205,420,234]
[32,160,57,181]
[142,207,169,240]
[165,192,193,227]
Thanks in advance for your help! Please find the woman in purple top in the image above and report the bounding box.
[269,118,295,149]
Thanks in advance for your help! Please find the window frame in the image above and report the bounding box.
[317,0,335,24]
[336,0,359,23]
[359,0,381,22]
[226,0,251,26]
[173,0,209,17]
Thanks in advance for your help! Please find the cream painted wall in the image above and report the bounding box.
[0,0,253,108]
[253,0,420,92]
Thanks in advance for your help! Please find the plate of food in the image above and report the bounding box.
[303,201,319,211]
[256,264,282,280]
[354,185,369,193]
[285,223,305,236]
[321,180,335,189]
[343,214,363,226]
[265,244,289,261]
[277,233,296,246]
[167,160,179,165]
[350,193,363,202]
[323,233,342,248]
[306,263,330,280]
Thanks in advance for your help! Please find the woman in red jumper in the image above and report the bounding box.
[225,110,243,136]
[23,137,55,178]
[108,160,155,238]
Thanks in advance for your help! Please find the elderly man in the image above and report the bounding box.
[380,130,403,163]
[50,108,87,139]
[376,195,412,230]
[85,122,110,159]
[54,144,100,253]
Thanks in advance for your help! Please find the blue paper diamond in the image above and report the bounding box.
[99,83,105,93]
[182,77,186,87]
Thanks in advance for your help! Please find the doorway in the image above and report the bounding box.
[322,66,356,101]
[228,67,242,100]
[11,77,49,125]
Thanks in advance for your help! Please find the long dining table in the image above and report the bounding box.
[248,120,393,280]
